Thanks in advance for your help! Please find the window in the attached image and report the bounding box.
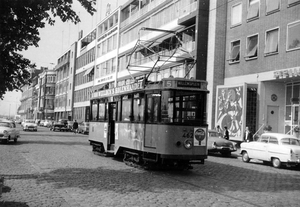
[133,94,144,122]
[92,101,98,121]
[229,40,240,63]
[98,102,107,121]
[146,93,161,123]
[265,28,279,55]
[266,0,280,14]
[246,34,258,59]
[269,137,278,144]
[247,0,259,21]
[288,0,300,7]
[287,21,300,51]
[121,95,132,121]
[231,3,242,26]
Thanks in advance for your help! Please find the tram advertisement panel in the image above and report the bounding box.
[215,84,246,140]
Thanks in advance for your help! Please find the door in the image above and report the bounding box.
[267,106,279,133]
[108,102,117,149]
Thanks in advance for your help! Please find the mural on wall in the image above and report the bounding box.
[216,85,244,138]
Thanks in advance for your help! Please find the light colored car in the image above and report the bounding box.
[0,120,20,143]
[78,122,89,134]
[43,120,52,127]
[23,119,38,131]
[207,130,236,156]
[240,133,300,168]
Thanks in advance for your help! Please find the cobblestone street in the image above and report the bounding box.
[1,126,300,207]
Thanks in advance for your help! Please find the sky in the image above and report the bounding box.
[0,0,127,118]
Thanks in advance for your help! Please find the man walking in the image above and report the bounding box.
[73,120,78,134]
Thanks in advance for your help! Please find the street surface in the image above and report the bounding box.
[0,125,300,207]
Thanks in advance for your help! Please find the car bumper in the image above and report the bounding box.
[209,146,236,152]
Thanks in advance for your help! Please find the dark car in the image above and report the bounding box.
[58,119,68,127]
[50,122,68,132]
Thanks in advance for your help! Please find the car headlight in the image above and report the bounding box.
[3,130,9,136]
[184,139,193,149]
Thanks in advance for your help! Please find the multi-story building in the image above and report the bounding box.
[54,42,77,121]
[213,0,300,140]
[37,68,56,120]
[19,69,42,120]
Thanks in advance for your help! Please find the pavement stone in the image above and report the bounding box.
[1,126,300,207]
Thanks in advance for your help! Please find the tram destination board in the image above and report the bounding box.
[163,79,207,90]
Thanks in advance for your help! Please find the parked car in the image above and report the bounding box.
[43,120,52,127]
[0,120,20,143]
[67,121,74,131]
[207,130,236,156]
[240,133,300,168]
[50,122,68,132]
[39,120,45,126]
[78,122,89,134]
[58,119,68,127]
[22,119,38,131]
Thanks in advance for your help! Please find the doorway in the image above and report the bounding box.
[267,105,279,133]
[108,102,117,150]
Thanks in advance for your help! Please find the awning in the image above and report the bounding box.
[93,83,108,92]
[83,67,94,76]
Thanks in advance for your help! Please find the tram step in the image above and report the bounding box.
[106,150,114,157]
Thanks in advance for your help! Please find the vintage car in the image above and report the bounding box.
[22,119,37,131]
[0,120,20,143]
[240,133,300,168]
[50,122,68,132]
[78,122,89,134]
[207,130,236,156]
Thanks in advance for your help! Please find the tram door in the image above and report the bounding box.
[108,102,117,149]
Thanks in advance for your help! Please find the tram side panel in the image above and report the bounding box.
[115,122,207,158]
[89,122,107,149]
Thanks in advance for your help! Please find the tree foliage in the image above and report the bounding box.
[0,0,96,99]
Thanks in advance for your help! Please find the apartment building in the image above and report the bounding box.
[214,0,300,140]
[37,69,56,120]
[54,42,77,121]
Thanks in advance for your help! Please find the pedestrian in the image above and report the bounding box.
[214,125,222,137]
[223,126,229,140]
[73,120,78,134]
[243,126,253,142]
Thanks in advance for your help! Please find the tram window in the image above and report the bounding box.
[121,95,132,121]
[92,101,98,121]
[161,91,174,123]
[98,103,106,121]
[133,97,144,122]
[146,93,161,123]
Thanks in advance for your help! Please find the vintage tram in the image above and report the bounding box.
[88,77,209,169]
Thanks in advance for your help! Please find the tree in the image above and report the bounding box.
[0,0,96,99]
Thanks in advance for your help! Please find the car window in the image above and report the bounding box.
[268,137,278,144]
[0,122,11,127]
[209,132,218,137]
[26,120,35,123]
[281,138,300,146]
[260,136,269,143]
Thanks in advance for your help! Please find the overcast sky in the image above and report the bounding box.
[0,0,127,118]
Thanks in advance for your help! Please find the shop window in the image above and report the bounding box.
[265,28,279,55]
[247,0,259,21]
[246,34,258,59]
[229,40,240,63]
[231,3,242,27]
[266,0,280,14]
[287,21,300,51]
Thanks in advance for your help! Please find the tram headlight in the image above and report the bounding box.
[184,139,193,149]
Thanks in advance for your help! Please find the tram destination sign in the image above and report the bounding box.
[163,79,207,90]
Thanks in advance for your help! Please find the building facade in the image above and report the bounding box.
[214,0,300,140]
[54,42,77,121]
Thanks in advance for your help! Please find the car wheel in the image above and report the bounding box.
[272,158,281,168]
[242,151,250,163]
